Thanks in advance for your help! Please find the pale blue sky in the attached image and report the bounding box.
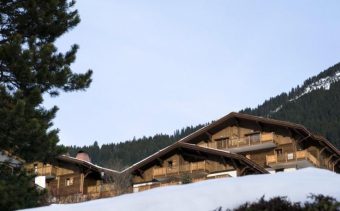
[45,0,340,146]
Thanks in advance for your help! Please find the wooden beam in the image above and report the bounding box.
[80,173,84,194]
[205,131,212,141]
[239,166,250,176]
[293,129,304,139]
[230,117,240,126]
[327,154,337,166]
[333,158,340,172]
[287,127,293,137]
[84,169,92,178]
[234,117,240,126]
[220,156,227,165]
[136,169,144,178]
[256,121,263,131]
[319,147,328,156]
[230,158,239,169]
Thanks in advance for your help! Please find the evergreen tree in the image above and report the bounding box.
[0,0,92,209]
[0,0,92,162]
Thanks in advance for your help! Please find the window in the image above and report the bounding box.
[215,138,228,149]
[275,149,283,156]
[65,177,73,186]
[246,132,260,143]
[34,163,38,173]
[167,160,173,168]
[287,153,294,160]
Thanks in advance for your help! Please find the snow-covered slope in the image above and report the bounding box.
[267,70,340,115]
[289,71,340,102]
[26,168,340,211]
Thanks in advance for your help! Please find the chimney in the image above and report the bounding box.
[76,150,91,163]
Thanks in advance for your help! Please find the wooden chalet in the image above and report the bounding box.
[24,112,340,200]
[25,151,119,203]
[178,112,340,173]
[123,142,268,193]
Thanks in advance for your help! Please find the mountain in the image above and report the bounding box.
[67,62,340,168]
[241,62,340,148]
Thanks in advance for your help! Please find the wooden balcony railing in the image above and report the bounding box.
[266,150,320,167]
[153,161,206,177]
[29,166,58,177]
[200,132,275,150]
[87,184,115,194]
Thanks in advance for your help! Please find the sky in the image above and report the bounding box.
[44,0,340,146]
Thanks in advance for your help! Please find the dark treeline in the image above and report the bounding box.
[67,63,340,170]
[242,62,340,118]
[241,63,340,148]
[66,125,206,170]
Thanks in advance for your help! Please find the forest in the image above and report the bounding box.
[241,62,340,148]
[67,125,205,170]
[67,62,340,169]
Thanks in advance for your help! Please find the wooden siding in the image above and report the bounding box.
[266,149,320,167]
[187,121,337,171]
[132,150,239,185]
[25,160,117,203]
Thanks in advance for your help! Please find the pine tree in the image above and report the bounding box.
[0,0,92,162]
[0,0,92,209]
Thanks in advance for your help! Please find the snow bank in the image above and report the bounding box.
[26,168,340,211]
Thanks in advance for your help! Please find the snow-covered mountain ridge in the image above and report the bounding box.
[25,168,340,211]
[263,66,340,115]
[289,70,340,102]
[241,62,340,148]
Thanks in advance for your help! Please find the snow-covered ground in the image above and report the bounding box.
[26,168,340,211]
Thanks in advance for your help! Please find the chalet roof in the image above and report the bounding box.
[178,112,340,158]
[121,142,268,174]
[0,150,25,167]
[57,155,119,175]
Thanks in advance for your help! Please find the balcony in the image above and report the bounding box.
[30,166,57,179]
[153,161,206,177]
[266,150,320,169]
[200,132,277,153]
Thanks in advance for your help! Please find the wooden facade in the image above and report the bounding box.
[123,143,268,193]
[179,112,340,173]
[25,112,340,200]
[26,154,118,203]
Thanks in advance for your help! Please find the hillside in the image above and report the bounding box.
[25,168,340,211]
[241,62,340,148]
[67,62,340,169]
[66,125,206,170]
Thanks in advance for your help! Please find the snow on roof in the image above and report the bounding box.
[58,155,119,174]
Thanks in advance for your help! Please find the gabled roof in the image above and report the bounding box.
[178,112,340,158]
[122,142,268,174]
[0,150,25,168]
[57,155,119,175]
